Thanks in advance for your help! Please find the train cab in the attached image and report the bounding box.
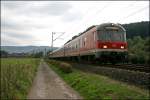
[95,23,128,62]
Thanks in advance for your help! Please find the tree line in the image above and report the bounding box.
[123,21,149,64]
[122,21,149,39]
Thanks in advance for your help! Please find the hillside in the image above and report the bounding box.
[122,21,149,39]
[1,46,58,54]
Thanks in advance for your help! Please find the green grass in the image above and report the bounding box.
[1,58,40,99]
[46,60,149,99]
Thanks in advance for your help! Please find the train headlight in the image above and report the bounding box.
[103,45,107,48]
[121,46,124,49]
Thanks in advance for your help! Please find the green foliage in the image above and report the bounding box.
[59,62,73,73]
[46,59,72,73]
[0,50,8,57]
[127,36,150,64]
[122,21,149,39]
[1,58,40,99]
[45,60,149,99]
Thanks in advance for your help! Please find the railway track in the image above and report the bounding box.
[94,63,150,73]
[66,61,149,73]
[114,64,149,73]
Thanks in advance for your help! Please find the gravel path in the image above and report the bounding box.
[27,60,82,99]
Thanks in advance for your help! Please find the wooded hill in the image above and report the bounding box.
[122,21,149,64]
[122,21,149,39]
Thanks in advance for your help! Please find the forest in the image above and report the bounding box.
[123,21,149,64]
[123,21,149,39]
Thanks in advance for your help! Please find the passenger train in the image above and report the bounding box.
[49,23,128,63]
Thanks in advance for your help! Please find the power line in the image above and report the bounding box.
[124,6,149,19]
[62,5,96,42]
[68,1,111,37]
[64,5,95,33]
[51,32,64,52]
[118,5,149,22]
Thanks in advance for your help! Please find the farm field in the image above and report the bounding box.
[45,59,149,99]
[1,58,40,99]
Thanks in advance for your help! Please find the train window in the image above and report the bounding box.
[98,31,126,42]
[80,38,82,48]
[84,37,87,46]
[85,37,87,41]
[93,32,95,41]
[84,41,85,46]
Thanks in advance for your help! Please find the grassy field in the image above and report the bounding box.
[1,58,40,99]
[46,60,149,99]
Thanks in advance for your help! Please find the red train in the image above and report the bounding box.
[49,23,128,63]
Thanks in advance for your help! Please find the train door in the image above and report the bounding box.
[93,31,97,49]
[78,38,80,55]
[78,38,81,61]
[63,46,65,57]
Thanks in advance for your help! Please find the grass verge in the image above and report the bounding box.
[1,58,40,99]
[46,59,149,99]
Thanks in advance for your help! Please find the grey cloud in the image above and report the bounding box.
[1,1,28,10]
[1,17,48,31]
[1,21,29,31]
[1,20,20,30]
[34,2,72,16]
[61,11,83,22]
[3,31,33,39]
[1,20,35,40]
[1,38,19,46]
[2,1,72,17]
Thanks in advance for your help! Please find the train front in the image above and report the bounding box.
[96,23,128,63]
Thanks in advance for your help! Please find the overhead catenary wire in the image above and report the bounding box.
[117,1,138,22]
[53,32,65,41]
[64,1,111,41]
[51,1,149,47]
[118,5,149,22]
[73,1,111,31]
[61,4,96,44]
[124,6,149,19]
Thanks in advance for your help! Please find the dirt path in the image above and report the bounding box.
[27,60,82,99]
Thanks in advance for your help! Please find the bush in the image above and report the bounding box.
[46,59,73,73]
[59,62,73,73]
[47,60,60,66]
[127,36,150,64]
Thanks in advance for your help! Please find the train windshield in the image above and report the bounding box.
[98,27,126,42]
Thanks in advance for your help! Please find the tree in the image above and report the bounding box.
[0,50,9,58]
[127,36,150,64]
[122,21,149,39]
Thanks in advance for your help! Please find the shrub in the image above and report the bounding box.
[59,62,73,73]
[46,59,72,73]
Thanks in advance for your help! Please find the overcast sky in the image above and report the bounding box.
[1,1,149,47]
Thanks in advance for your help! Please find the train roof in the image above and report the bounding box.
[96,23,126,31]
[64,23,125,45]
[65,25,97,44]
[50,23,126,55]
[50,46,64,54]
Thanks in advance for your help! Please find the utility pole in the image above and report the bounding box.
[51,32,64,54]
[51,32,54,52]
